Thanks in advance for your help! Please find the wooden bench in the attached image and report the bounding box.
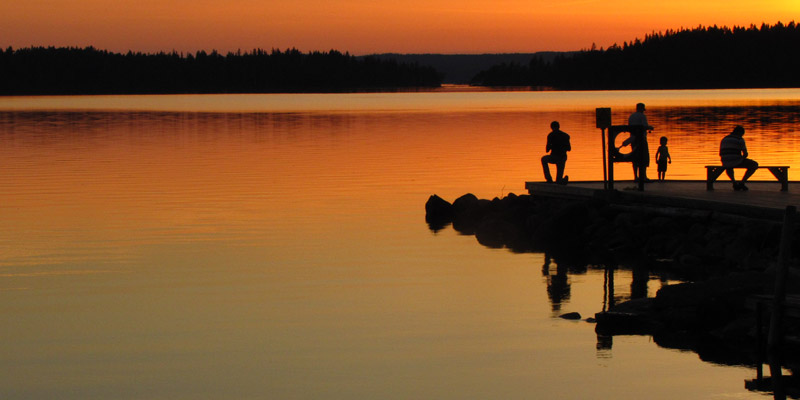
[705,165,789,191]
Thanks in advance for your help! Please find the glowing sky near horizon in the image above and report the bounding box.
[1,0,797,54]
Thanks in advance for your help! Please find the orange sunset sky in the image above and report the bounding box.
[1,0,797,55]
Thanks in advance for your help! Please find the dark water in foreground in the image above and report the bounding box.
[1,89,799,399]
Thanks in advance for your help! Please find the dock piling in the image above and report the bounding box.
[768,205,796,351]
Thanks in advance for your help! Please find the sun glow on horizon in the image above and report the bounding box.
[0,0,796,54]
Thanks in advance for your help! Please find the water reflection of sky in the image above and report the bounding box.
[2,87,800,113]
[0,91,792,399]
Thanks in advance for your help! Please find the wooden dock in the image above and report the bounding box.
[526,180,800,221]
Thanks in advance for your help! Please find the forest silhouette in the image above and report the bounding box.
[0,47,442,95]
[4,22,800,94]
[471,22,800,89]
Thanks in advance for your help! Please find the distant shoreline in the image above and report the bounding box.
[470,23,800,90]
[0,47,442,96]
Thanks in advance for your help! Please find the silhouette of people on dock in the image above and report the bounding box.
[541,121,571,184]
[655,136,671,181]
[720,125,759,191]
[626,103,655,182]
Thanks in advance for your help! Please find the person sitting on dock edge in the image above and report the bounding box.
[627,103,655,182]
[541,121,571,184]
[719,125,758,191]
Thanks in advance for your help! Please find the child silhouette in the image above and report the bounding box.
[655,136,671,181]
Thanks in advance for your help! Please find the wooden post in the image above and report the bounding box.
[596,108,611,190]
[633,125,645,191]
[770,358,787,400]
[602,127,608,190]
[607,264,616,310]
[607,133,615,190]
[768,205,796,351]
[603,266,609,312]
[756,301,764,380]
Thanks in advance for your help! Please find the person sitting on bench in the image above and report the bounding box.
[719,125,758,191]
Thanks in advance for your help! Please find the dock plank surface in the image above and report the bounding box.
[525,180,800,220]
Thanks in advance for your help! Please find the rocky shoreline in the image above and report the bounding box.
[426,192,800,366]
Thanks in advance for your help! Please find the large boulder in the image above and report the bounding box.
[425,194,454,231]
[452,193,481,217]
[452,193,488,234]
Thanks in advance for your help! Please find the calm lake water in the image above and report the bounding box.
[2,88,800,399]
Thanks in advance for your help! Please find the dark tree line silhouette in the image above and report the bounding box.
[472,22,800,89]
[0,47,442,95]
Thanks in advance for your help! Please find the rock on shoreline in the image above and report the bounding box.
[426,192,794,272]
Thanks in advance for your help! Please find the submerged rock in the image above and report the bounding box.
[595,298,657,335]
[559,312,582,320]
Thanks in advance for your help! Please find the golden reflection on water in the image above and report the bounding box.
[8,106,796,268]
[0,90,796,399]
[2,87,800,113]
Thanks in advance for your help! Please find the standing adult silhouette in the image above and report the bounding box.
[627,103,655,182]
